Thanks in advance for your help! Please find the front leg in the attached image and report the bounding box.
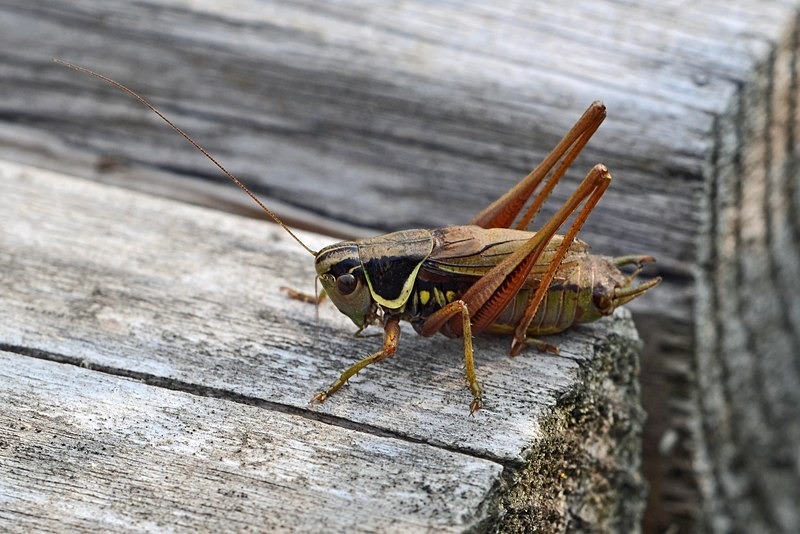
[282,286,327,305]
[312,316,401,405]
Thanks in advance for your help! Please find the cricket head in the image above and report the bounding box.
[315,230,435,329]
[315,241,377,329]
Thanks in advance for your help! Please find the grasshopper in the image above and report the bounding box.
[58,60,660,413]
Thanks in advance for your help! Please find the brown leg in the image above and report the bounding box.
[429,164,611,341]
[469,102,606,230]
[510,165,611,356]
[282,286,327,305]
[525,338,560,354]
[311,316,401,405]
[420,300,482,413]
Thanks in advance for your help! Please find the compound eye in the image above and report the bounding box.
[336,273,358,295]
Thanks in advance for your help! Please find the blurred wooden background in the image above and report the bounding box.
[1,1,799,531]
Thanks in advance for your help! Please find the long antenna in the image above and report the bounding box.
[54,59,318,256]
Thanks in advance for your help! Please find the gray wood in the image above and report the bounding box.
[693,31,800,532]
[2,1,800,530]
[0,160,646,532]
[0,350,502,532]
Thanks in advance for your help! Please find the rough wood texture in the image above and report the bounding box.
[0,161,646,532]
[0,350,502,532]
[2,1,799,531]
[694,23,800,532]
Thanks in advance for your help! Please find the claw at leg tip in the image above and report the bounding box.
[510,338,523,356]
[469,398,483,415]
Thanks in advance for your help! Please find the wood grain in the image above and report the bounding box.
[2,1,799,530]
[0,350,501,532]
[0,160,646,531]
[693,21,800,531]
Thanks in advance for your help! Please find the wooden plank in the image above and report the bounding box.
[0,160,647,531]
[0,350,502,532]
[2,0,786,261]
[3,1,799,530]
[692,23,800,532]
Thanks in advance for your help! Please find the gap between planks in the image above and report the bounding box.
[0,340,522,469]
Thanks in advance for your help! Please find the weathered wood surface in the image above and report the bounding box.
[0,161,646,532]
[0,350,501,532]
[2,1,800,531]
[693,26,800,532]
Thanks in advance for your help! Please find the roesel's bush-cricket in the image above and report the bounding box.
[58,60,660,414]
